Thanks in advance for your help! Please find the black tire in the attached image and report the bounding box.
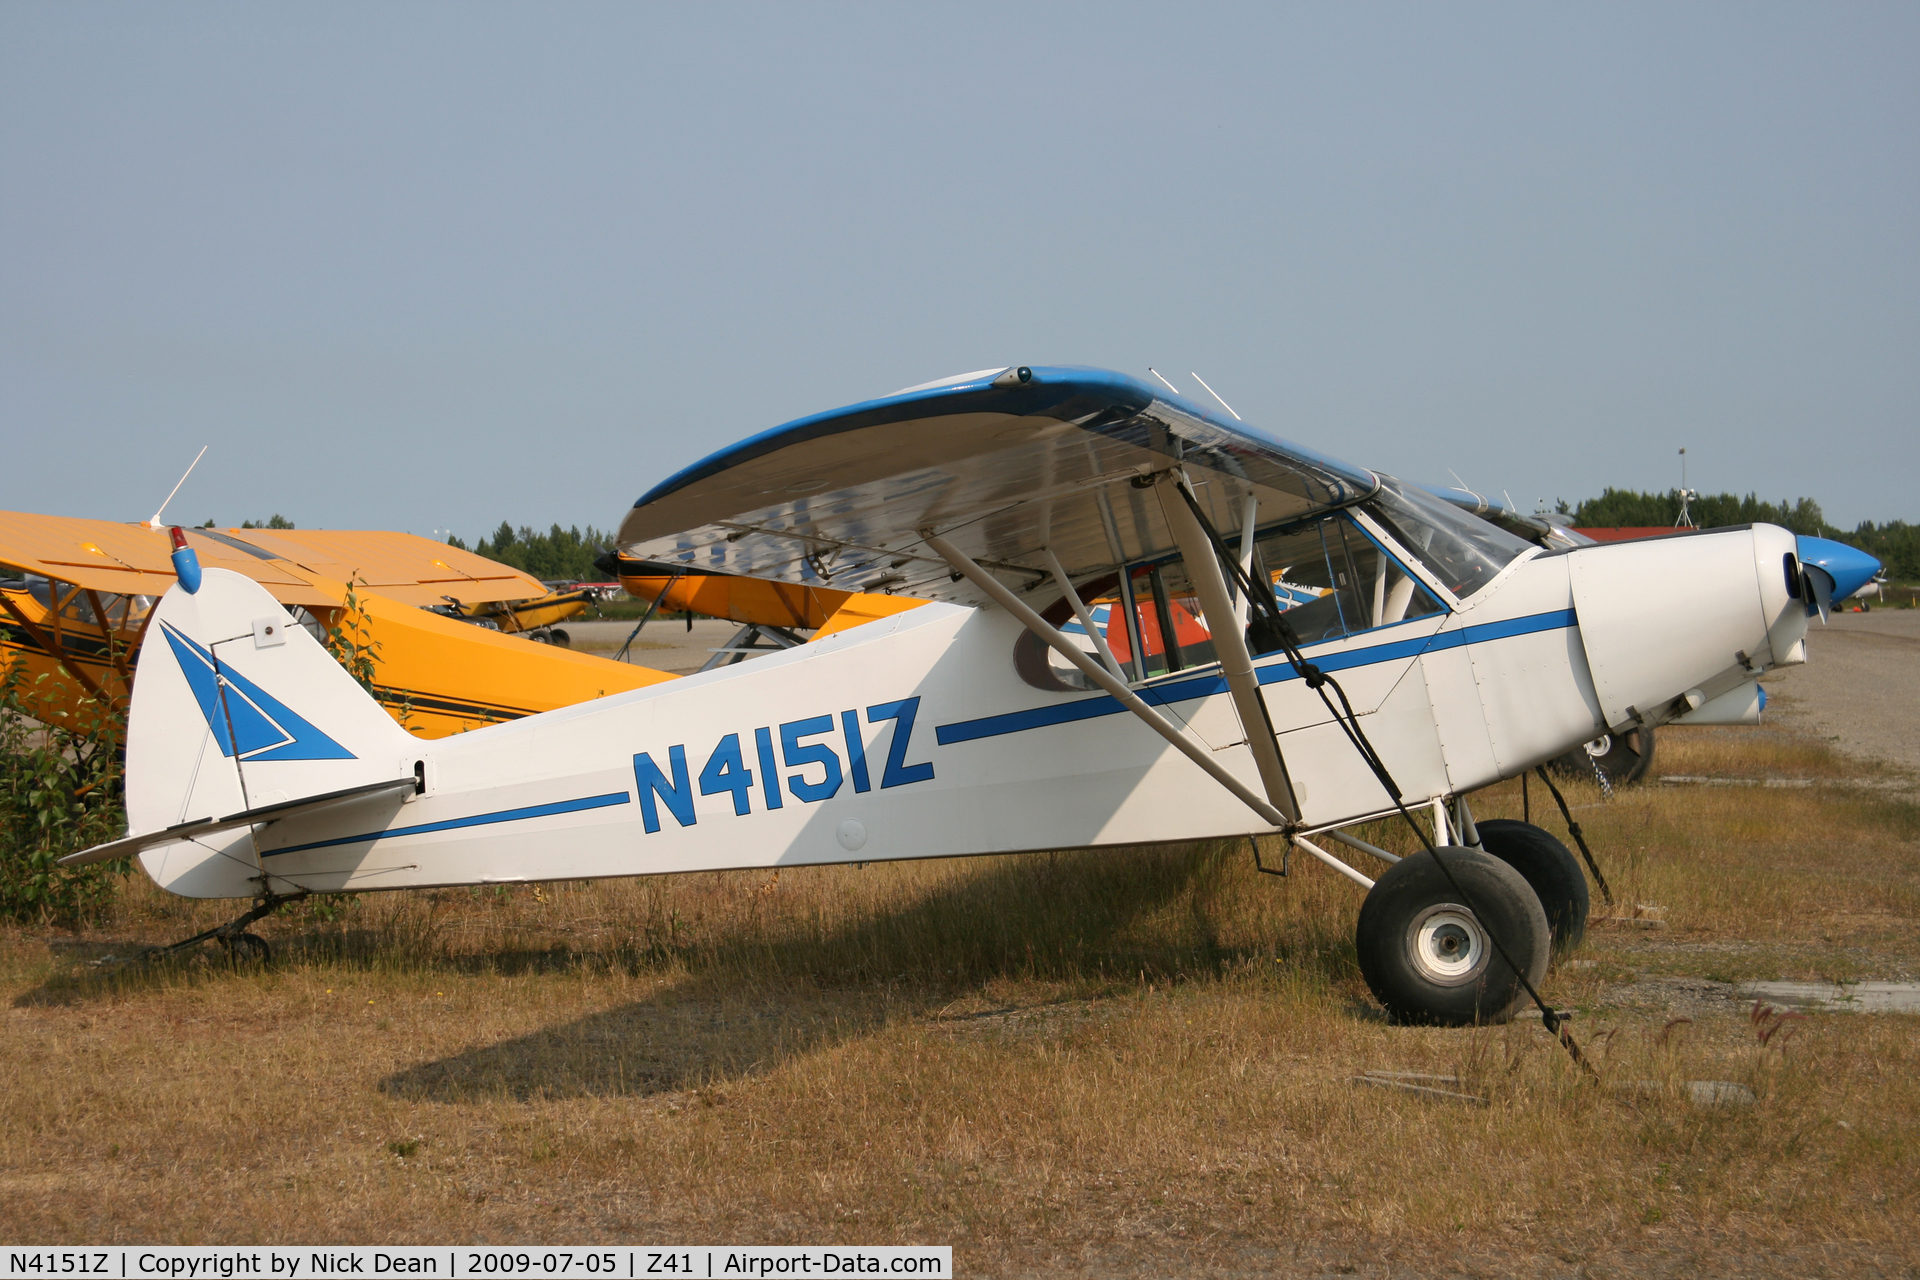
[1550,725,1654,787]
[1356,846,1550,1026]
[220,931,271,963]
[1473,818,1589,956]
[549,628,571,648]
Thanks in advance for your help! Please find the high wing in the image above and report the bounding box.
[0,514,545,608]
[616,366,1378,604]
[209,528,546,606]
[0,511,332,606]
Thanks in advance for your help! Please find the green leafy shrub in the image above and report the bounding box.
[0,661,127,924]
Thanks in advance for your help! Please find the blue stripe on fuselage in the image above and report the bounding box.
[264,790,632,858]
[933,609,1577,746]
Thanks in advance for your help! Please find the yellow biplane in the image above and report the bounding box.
[0,513,671,738]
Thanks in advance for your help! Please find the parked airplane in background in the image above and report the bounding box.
[433,584,607,646]
[69,367,1821,1027]
[1426,485,1883,611]
[605,553,925,669]
[0,514,668,737]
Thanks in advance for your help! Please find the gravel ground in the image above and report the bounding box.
[559,616,759,674]
[1761,607,1920,782]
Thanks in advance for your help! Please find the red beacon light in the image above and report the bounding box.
[167,526,203,594]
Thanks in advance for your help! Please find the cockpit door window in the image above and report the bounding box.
[1247,513,1443,650]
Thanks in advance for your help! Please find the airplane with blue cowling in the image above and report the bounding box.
[66,367,1826,1027]
[1426,483,1883,618]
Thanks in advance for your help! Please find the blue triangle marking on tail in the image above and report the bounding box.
[159,622,357,761]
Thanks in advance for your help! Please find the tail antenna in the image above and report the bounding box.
[147,446,209,530]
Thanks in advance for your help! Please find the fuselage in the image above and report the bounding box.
[129,518,1809,899]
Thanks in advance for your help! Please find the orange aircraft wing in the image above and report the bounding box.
[0,512,333,607]
[617,557,925,637]
[196,528,546,606]
[0,515,547,609]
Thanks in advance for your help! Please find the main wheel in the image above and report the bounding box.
[548,628,571,648]
[1356,847,1550,1026]
[1473,818,1589,955]
[1551,725,1654,787]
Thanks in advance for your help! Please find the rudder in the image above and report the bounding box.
[124,568,419,897]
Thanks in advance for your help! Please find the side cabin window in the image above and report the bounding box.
[1100,561,1209,679]
[6,574,154,630]
[1018,513,1441,692]
[1247,513,1443,650]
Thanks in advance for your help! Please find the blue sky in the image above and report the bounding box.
[3,2,1914,537]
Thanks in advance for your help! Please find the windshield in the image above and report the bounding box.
[1363,475,1533,601]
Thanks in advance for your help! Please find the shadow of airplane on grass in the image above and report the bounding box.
[379,839,1356,1104]
[11,839,1359,1100]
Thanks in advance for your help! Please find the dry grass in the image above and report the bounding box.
[3,726,1918,1276]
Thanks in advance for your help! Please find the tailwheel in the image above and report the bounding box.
[1356,847,1550,1026]
[218,931,272,963]
[124,891,305,968]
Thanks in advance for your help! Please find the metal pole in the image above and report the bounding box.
[1040,548,1123,681]
[1289,836,1376,889]
[1146,564,1184,673]
[1117,565,1148,682]
[1235,495,1258,632]
[1326,827,1402,866]
[1157,477,1301,822]
[1455,794,1481,849]
[923,532,1291,832]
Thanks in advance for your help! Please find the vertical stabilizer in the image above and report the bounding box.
[125,568,419,897]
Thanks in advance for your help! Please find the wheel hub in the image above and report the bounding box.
[1410,906,1487,984]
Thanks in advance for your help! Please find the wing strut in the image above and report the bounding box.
[1039,548,1125,682]
[1157,474,1301,823]
[922,532,1294,833]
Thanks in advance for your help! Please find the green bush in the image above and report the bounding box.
[0,661,128,924]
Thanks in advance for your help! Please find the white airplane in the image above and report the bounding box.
[67,367,1818,1027]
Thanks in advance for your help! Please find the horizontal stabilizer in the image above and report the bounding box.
[60,776,418,867]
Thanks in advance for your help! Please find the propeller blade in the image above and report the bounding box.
[1804,565,1834,622]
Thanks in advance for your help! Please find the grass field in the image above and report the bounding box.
[2,725,1916,1276]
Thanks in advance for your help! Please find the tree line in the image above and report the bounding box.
[449,523,614,583]
[1565,489,1916,579]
